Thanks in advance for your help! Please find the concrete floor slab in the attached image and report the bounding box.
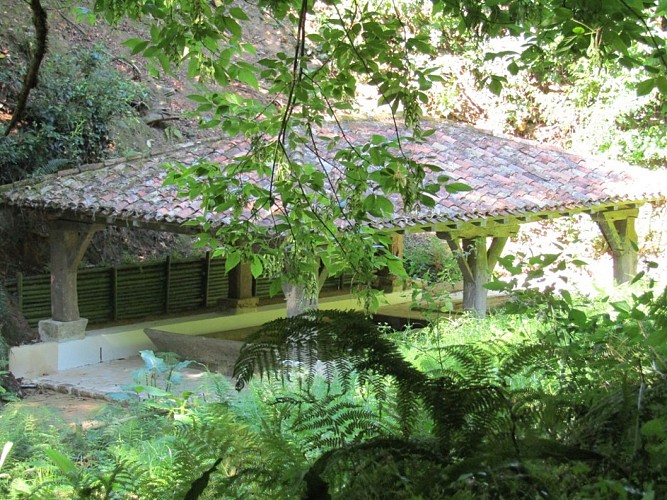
[32,356,233,402]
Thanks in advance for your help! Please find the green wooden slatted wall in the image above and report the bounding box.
[4,257,354,327]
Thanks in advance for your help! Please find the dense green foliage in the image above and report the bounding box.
[0,0,665,497]
[0,277,665,497]
[86,0,667,307]
[0,47,147,183]
[403,233,462,284]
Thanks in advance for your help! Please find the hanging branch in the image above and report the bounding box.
[3,0,48,137]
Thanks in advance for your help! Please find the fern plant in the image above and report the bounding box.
[232,293,667,499]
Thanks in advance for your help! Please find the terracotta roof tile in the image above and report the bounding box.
[1,121,665,232]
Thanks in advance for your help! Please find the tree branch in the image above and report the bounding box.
[3,0,48,136]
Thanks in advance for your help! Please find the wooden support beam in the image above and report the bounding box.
[49,221,101,322]
[487,236,509,272]
[203,251,212,307]
[223,260,260,312]
[391,233,404,259]
[437,222,519,240]
[592,209,639,283]
[439,233,473,282]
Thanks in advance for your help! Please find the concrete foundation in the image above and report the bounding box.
[10,290,413,381]
[218,297,260,311]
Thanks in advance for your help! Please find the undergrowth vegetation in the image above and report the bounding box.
[0,273,666,498]
[0,46,147,183]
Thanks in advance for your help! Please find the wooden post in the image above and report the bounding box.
[39,220,101,341]
[49,221,99,322]
[377,233,405,293]
[228,262,254,300]
[462,237,488,318]
[203,251,211,307]
[222,260,259,311]
[439,232,510,319]
[16,272,23,311]
[165,256,172,313]
[592,209,639,283]
[487,236,508,271]
[111,267,118,321]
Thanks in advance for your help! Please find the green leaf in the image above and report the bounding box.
[45,449,77,475]
[140,350,167,371]
[250,257,263,278]
[229,7,249,20]
[225,251,242,273]
[568,309,587,327]
[541,253,560,266]
[561,289,572,305]
[364,195,394,216]
[657,77,667,94]
[648,326,667,346]
[122,38,149,55]
[636,78,656,96]
[138,386,172,397]
[611,301,631,313]
[630,271,645,285]
[641,418,666,437]
[269,278,283,297]
[488,78,503,96]
[445,182,473,193]
[484,280,510,291]
[237,68,258,89]
[188,94,209,103]
[603,30,629,54]
[370,134,387,145]
[240,42,256,55]
[386,257,405,277]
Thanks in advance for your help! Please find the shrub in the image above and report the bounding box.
[403,233,461,284]
[0,47,148,183]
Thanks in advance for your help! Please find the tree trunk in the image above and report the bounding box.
[281,266,328,317]
[282,282,319,318]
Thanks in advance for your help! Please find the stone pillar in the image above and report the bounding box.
[592,209,639,284]
[38,221,100,341]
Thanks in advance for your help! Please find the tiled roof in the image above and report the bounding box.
[1,121,665,232]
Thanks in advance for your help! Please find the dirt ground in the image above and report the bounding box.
[6,389,114,428]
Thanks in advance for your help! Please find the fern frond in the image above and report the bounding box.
[439,343,496,382]
[303,437,447,499]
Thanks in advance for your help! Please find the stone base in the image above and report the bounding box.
[218,297,260,311]
[38,318,88,342]
[376,276,405,293]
